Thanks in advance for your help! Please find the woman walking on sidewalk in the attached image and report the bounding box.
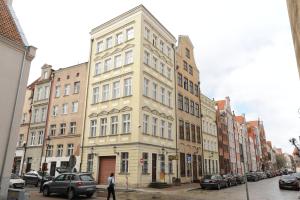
[107,173,116,200]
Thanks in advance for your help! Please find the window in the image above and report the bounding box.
[144,51,150,65]
[62,103,68,114]
[92,87,99,104]
[152,82,157,100]
[160,62,164,75]
[167,67,171,80]
[185,48,190,58]
[67,144,74,156]
[161,87,165,104]
[71,101,78,113]
[104,58,112,72]
[195,84,199,96]
[18,134,24,147]
[142,152,148,174]
[38,131,44,145]
[126,28,134,40]
[168,159,173,174]
[184,97,189,113]
[189,65,193,75]
[198,155,202,176]
[152,56,157,69]
[183,77,188,90]
[167,91,171,107]
[87,154,94,172]
[195,103,199,117]
[122,114,130,133]
[44,86,50,99]
[144,27,150,40]
[95,62,101,75]
[90,120,97,137]
[178,94,183,110]
[143,78,149,96]
[189,81,194,94]
[116,33,123,45]
[102,84,109,101]
[160,120,165,137]
[30,132,35,146]
[114,55,122,68]
[183,61,188,71]
[190,101,194,115]
[168,123,172,139]
[160,40,164,52]
[67,75,70,79]
[125,50,133,65]
[106,37,112,49]
[60,123,66,135]
[74,82,80,94]
[121,152,129,173]
[43,71,48,79]
[187,154,192,176]
[167,46,171,58]
[64,84,70,96]
[160,154,165,173]
[46,145,53,157]
[111,116,118,135]
[112,81,120,99]
[180,153,186,177]
[55,86,60,97]
[185,122,190,141]
[179,120,184,140]
[96,41,104,52]
[57,144,63,157]
[100,118,107,136]
[70,122,76,134]
[52,106,58,116]
[191,124,196,142]
[22,113,27,124]
[153,34,157,46]
[152,117,157,136]
[37,87,43,100]
[143,114,149,134]
[41,107,46,122]
[33,109,39,123]
[124,78,132,96]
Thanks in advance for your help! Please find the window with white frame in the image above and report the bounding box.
[104,58,112,72]
[152,117,157,136]
[96,41,104,52]
[72,101,78,113]
[60,123,66,135]
[37,87,43,100]
[33,109,39,123]
[100,118,107,136]
[184,97,189,113]
[90,120,97,137]
[45,86,50,99]
[87,154,94,172]
[18,134,24,147]
[52,106,58,116]
[160,40,164,52]
[190,101,194,115]
[160,154,165,173]
[111,116,118,135]
[124,78,132,96]
[114,55,122,68]
[106,37,113,49]
[143,78,149,96]
[38,131,44,145]
[167,46,171,58]
[121,152,129,173]
[46,145,53,157]
[167,67,171,80]
[161,87,165,104]
[64,84,70,96]
[55,86,60,97]
[152,56,157,69]
[160,120,165,137]
[102,84,109,101]
[70,122,76,134]
[160,62,164,75]
[116,32,123,45]
[95,62,101,75]
[126,28,134,40]
[153,34,157,46]
[152,82,157,100]
[125,50,133,65]
[142,152,149,174]
[92,87,99,104]
[122,114,130,133]
[41,107,46,122]
[143,114,149,134]
[74,81,80,94]
[57,144,63,157]
[168,122,172,139]
[167,91,171,107]
[62,103,68,114]
[144,51,150,65]
[67,144,74,156]
[112,81,120,99]
[144,27,150,40]
[30,132,35,146]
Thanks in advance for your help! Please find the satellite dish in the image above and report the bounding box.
[68,155,76,172]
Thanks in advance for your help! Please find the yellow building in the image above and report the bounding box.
[176,36,203,182]
[81,5,177,187]
[201,94,219,175]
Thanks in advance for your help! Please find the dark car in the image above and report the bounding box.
[265,171,273,178]
[42,173,96,199]
[23,171,51,187]
[223,174,237,187]
[256,171,266,180]
[200,175,228,190]
[246,172,259,182]
[279,175,300,190]
[292,172,300,180]
[233,174,245,184]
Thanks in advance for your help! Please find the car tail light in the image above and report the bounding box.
[76,181,83,186]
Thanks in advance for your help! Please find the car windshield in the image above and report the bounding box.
[293,173,300,177]
[204,175,212,179]
[282,175,296,180]
[80,174,94,181]
[11,174,20,179]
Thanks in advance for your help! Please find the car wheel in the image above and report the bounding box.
[86,193,94,198]
[217,184,221,190]
[43,186,50,197]
[68,189,75,200]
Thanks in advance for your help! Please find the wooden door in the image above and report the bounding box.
[98,156,116,184]
[50,162,56,176]
[152,153,157,182]
[192,155,198,181]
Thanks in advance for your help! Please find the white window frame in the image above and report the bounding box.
[70,122,76,134]
[126,28,134,40]
[125,50,133,65]
[114,54,122,68]
[62,103,68,114]
[55,85,60,97]
[143,78,149,96]
[111,116,118,135]
[72,101,78,113]
[116,32,123,45]
[112,81,120,99]
[143,114,149,134]
[124,78,132,96]
[90,120,97,137]
[100,118,107,136]
[122,114,131,134]
[92,87,99,104]
[102,84,109,101]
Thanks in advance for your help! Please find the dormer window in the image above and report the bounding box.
[43,71,48,79]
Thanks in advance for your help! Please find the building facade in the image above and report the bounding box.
[235,115,249,174]
[81,5,177,187]
[176,36,202,182]
[201,94,218,175]
[42,63,88,176]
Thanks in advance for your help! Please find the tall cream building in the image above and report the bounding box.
[201,94,218,175]
[43,63,88,176]
[176,36,202,182]
[81,5,177,187]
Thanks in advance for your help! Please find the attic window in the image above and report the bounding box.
[76,73,80,77]
[67,75,70,79]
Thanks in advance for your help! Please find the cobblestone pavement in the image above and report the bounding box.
[28,176,299,200]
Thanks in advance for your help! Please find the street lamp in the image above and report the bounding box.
[40,136,50,192]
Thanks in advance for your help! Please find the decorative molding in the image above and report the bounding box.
[122,43,135,51]
[120,106,133,112]
[108,108,120,114]
[98,111,108,116]
[89,113,98,118]
[142,106,174,121]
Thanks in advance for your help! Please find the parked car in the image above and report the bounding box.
[223,174,237,187]
[292,172,300,180]
[246,172,259,182]
[200,175,228,190]
[279,175,300,190]
[233,174,245,184]
[256,172,266,180]
[42,173,96,199]
[265,171,274,178]
[23,170,51,187]
[9,174,25,189]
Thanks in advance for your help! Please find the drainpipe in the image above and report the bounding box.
[198,83,204,177]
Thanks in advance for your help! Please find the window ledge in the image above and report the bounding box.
[118,172,130,175]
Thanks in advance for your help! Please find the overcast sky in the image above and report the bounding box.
[13,0,300,154]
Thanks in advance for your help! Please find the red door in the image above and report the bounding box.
[98,156,116,184]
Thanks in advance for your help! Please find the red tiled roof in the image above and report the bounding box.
[216,100,225,110]
[235,116,244,124]
[247,121,258,127]
[0,0,24,46]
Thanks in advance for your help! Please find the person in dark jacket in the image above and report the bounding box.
[107,173,116,200]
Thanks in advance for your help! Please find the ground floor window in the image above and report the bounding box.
[187,154,191,177]
[168,159,173,174]
[121,152,129,173]
[142,152,148,174]
[87,154,94,173]
[180,153,186,177]
[160,154,165,173]
[198,155,202,176]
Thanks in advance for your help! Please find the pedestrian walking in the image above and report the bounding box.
[107,173,116,200]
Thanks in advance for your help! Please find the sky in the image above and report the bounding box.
[13,0,300,154]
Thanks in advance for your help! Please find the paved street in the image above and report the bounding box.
[28,177,299,200]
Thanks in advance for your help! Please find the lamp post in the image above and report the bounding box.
[40,136,50,193]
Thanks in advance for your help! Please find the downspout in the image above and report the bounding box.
[80,38,94,172]
[198,84,204,177]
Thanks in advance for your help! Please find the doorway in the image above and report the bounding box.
[152,153,157,182]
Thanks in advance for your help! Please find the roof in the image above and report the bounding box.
[293,147,299,155]
[235,115,245,124]
[0,0,25,46]
[216,100,225,110]
[267,141,272,147]
[247,121,259,127]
